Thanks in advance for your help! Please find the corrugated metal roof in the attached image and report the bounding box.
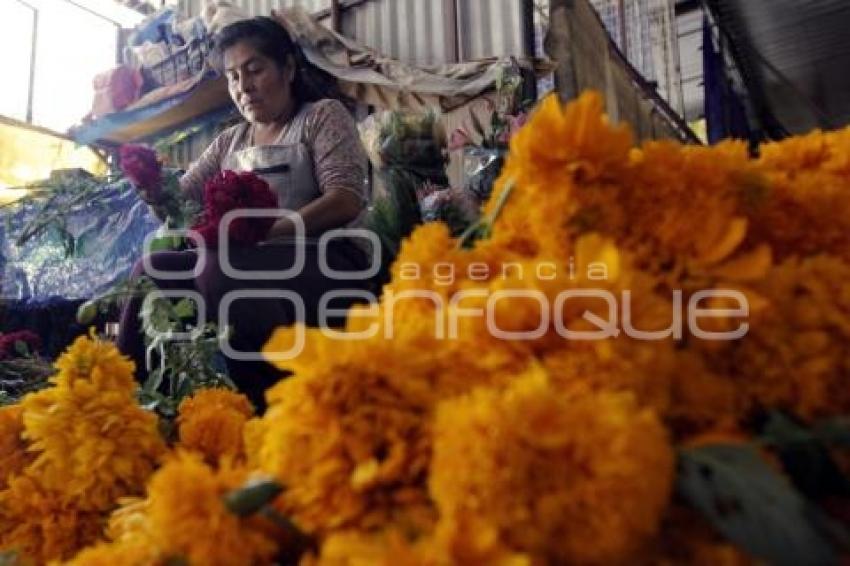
[166,0,534,167]
[709,0,850,135]
[177,0,531,65]
[177,0,331,21]
[458,0,528,59]
[341,0,453,65]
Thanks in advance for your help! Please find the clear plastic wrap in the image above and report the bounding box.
[463,147,506,201]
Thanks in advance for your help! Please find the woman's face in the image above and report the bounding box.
[223,40,294,124]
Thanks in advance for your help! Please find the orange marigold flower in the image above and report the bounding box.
[177,387,254,464]
[430,367,674,564]
[20,334,165,512]
[146,452,279,566]
[306,529,430,566]
[747,126,850,261]
[727,254,850,420]
[62,537,159,566]
[0,474,103,564]
[0,404,30,490]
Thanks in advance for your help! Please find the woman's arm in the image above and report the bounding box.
[266,99,368,239]
[267,187,362,239]
[178,130,233,203]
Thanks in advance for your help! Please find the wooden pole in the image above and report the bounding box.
[546,0,579,101]
[330,0,342,32]
[443,0,459,62]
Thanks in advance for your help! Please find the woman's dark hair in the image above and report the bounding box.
[216,16,347,108]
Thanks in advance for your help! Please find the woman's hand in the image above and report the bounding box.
[266,188,363,240]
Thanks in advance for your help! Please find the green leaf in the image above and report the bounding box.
[173,298,196,320]
[457,179,514,249]
[143,367,164,396]
[761,411,850,498]
[13,340,30,358]
[813,418,850,448]
[0,550,21,566]
[76,301,98,325]
[223,478,284,517]
[678,443,841,565]
[148,236,176,252]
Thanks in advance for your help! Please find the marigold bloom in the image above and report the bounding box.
[62,538,159,566]
[254,358,438,535]
[0,474,103,563]
[430,369,674,564]
[728,254,850,420]
[0,405,30,490]
[21,334,165,511]
[177,388,254,464]
[748,126,850,261]
[146,452,279,566]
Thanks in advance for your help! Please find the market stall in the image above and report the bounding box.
[1,2,849,565]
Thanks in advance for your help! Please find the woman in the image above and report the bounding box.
[117,16,372,409]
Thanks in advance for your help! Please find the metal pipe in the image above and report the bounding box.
[330,0,342,32]
[10,0,39,124]
[26,6,38,123]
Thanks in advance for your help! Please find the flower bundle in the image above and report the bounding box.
[119,144,200,231]
[0,331,41,361]
[191,170,278,247]
[252,92,850,564]
[120,144,162,200]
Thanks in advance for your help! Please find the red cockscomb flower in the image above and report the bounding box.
[192,171,278,247]
[120,144,163,198]
[0,330,42,361]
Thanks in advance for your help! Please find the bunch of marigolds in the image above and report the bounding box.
[1,91,849,565]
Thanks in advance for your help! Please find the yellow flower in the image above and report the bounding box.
[105,497,150,544]
[177,388,254,464]
[145,452,279,566]
[254,359,437,535]
[748,125,850,261]
[728,254,850,420]
[61,538,159,566]
[307,529,439,566]
[0,405,30,490]
[21,334,165,511]
[60,498,158,565]
[480,92,633,262]
[0,474,103,564]
[430,367,674,564]
[51,330,137,392]
[502,91,633,190]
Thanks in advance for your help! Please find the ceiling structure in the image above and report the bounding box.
[706,0,850,137]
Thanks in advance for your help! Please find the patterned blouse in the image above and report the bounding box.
[179,98,368,207]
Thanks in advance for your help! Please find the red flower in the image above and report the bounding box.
[0,330,41,361]
[192,171,278,247]
[120,144,163,198]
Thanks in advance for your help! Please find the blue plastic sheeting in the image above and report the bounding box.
[0,180,160,303]
[69,71,225,146]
